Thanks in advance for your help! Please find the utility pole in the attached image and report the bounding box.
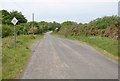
[32,13,34,35]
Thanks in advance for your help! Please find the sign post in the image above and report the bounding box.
[11,17,18,48]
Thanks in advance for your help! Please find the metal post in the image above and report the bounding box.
[11,17,18,48]
[14,25,16,48]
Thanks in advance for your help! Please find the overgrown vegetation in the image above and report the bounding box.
[59,16,119,40]
[88,16,119,29]
[1,10,61,38]
[53,33,118,61]
[2,35,43,79]
[55,16,119,62]
[1,9,119,79]
[1,9,119,39]
[2,10,119,40]
[1,9,61,79]
[2,21,61,38]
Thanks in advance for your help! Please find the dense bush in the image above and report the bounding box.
[2,21,62,38]
[2,25,13,37]
[1,10,119,40]
[1,10,62,37]
[88,16,118,29]
[58,16,119,40]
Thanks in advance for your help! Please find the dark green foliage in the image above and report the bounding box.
[1,10,11,24]
[88,16,118,29]
[61,21,77,28]
[48,21,61,31]
[2,20,62,38]
[38,21,49,33]
[1,9,27,25]
[16,24,26,35]
[2,25,13,37]
[59,21,78,35]
[2,10,45,37]
[2,24,26,38]
[10,11,27,24]
[24,21,61,34]
[1,10,119,40]
[1,10,28,37]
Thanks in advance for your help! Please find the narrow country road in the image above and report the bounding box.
[20,34,118,79]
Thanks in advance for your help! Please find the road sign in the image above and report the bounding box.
[11,17,18,48]
[11,17,18,25]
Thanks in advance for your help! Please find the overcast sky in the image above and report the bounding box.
[0,0,119,23]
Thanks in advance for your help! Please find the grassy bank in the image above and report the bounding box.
[53,33,118,62]
[2,35,43,79]
[0,38,2,80]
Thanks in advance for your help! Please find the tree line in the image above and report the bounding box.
[58,16,119,40]
[1,10,61,37]
[1,9,119,40]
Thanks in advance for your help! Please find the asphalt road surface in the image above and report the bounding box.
[20,34,118,79]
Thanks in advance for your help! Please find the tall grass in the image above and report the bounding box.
[53,33,118,62]
[2,35,43,79]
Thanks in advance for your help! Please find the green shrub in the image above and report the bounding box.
[2,25,13,38]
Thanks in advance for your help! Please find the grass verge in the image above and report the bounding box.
[52,33,118,62]
[2,35,43,79]
[0,38,2,80]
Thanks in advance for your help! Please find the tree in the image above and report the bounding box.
[10,11,27,24]
[1,10,11,24]
[48,21,61,31]
[38,21,49,33]
[61,21,77,28]
[1,10,27,25]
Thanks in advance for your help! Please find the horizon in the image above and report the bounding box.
[0,0,119,23]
